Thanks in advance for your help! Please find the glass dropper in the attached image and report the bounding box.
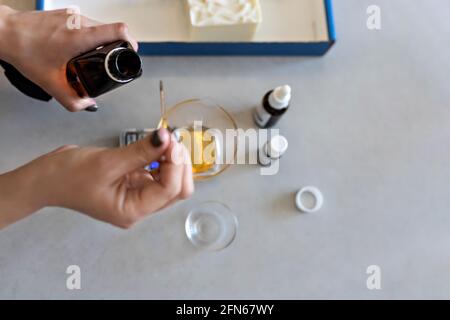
[159,80,168,129]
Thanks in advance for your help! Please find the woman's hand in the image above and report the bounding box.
[0,129,194,230]
[0,5,138,112]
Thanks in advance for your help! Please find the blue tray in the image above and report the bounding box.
[37,0,335,56]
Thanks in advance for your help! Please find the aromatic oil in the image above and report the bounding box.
[179,126,217,174]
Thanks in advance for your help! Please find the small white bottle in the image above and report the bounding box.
[253,85,292,128]
[258,135,289,167]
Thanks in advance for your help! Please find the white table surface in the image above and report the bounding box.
[1,0,450,299]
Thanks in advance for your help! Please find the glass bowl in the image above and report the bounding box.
[160,98,238,181]
[185,201,238,251]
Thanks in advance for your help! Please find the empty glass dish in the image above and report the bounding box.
[185,201,238,251]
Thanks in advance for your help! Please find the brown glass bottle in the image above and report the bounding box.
[66,40,142,98]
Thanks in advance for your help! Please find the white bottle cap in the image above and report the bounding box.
[267,135,289,159]
[295,186,324,213]
[268,85,291,110]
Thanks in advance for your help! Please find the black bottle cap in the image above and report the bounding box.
[106,48,142,83]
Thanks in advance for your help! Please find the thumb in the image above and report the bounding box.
[110,128,171,174]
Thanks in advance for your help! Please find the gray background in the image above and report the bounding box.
[1,0,450,299]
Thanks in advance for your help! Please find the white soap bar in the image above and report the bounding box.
[187,0,262,42]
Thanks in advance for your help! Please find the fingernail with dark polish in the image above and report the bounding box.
[85,105,98,112]
[151,129,163,148]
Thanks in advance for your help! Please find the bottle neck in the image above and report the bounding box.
[105,47,142,83]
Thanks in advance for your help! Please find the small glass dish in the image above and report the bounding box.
[185,201,238,251]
